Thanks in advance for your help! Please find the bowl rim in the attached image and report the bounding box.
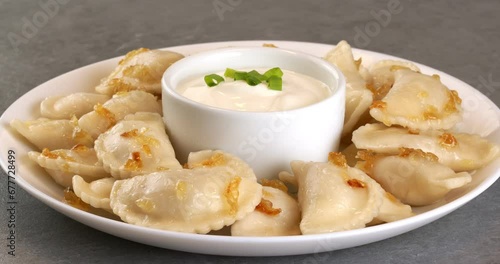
[161,47,346,116]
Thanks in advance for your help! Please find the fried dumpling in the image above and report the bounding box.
[72,175,115,211]
[185,150,255,179]
[40,93,110,119]
[95,48,184,95]
[28,145,110,188]
[78,90,161,139]
[357,148,472,206]
[95,112,181,179]
[368,60,420,100]
[11,117,93,150]
[369,69,462,131]
[374,191,413,223]
[325,40,373,137]
[231,184,301,236]
[110,167,262,234]
[280,153,384,234]
[352,123,499,171]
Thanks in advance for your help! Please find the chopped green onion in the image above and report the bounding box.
[233,71,248,81]
[263,67,284,80]
[268,75,282,91]
[204,67,283,90]
[248,70,266,81]
[204,74,225,87]
[246,75,262,86]
[224,68,236,78]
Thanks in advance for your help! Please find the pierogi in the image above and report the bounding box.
[95,48,184,95]
[94,112,181,179]
[110,165,262,234]
[28,144,109,188]
[352,123,499,171]
[357,148,472,206]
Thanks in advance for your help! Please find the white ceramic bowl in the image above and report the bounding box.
[161,47,346,178]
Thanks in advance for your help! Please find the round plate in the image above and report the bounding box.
[1,41,499,257]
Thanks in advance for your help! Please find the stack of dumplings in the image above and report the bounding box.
[10,42,500,237]
[10,47,302,236]
[322,40,498,212]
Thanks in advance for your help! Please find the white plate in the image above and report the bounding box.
[1,41,499,257]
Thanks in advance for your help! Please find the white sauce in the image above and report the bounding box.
[176,68,331,112]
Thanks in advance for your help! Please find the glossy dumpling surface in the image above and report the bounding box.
[231,185,301,236]
[11,118,93,150]
[284,153,384,234]
[28,145,110,187]
[374,191,413,223]
[325,40,373,137]
[40,93,110,119]
[186,149,255,179]
[369,69,462,131]
[110,167,262,234]
[78,90,162,139]
[95,112,181,179]
[95,48,184,95]
[72,175,115,211]
[368,60,420,100]
[352,123,499,171]
[357,148,472,206]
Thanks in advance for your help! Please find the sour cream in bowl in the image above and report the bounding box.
[162,47,346,179]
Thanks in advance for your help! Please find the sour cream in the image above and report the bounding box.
[176,68,331,112]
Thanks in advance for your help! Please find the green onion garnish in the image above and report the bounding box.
[233,71,248,81]
[204,74,225,87]
[263,67,283,79]
[224,68,236,78]
[248,70,266,81]
[205,67,283,90]
[246,75,262,86]
[268,75,283,91]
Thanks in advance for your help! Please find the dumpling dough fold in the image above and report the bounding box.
[28,145,109,188]
[78,90,162,139]
[369,69,462,131]
[280,153,384,234]
[357,148,472,206]
[325,40,373,137]
[110,151,262,234]
[231,185,301,236]
[95,112,181,179]
[95,48,184,95]
[352,123,499,171]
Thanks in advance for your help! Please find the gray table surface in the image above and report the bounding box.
[1,0,499,263]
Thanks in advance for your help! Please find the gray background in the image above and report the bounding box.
[1,0,499,263]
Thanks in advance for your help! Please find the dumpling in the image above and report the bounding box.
[281,153,384,234]
[72,175,115,211]
[325,40,373,137]
[368,60,420,100]
[185,150,255,179]
[369,69,462,131]
[352,123,499,171]
[10,117,93,150]
[28,144,110,188]
[40,93,110,119]
[357,148,472,206]
[95,112,181,179]
[357,59,372,84]
[95,48,184,95]
[374,191,413,223]
[110,166,262,234]
[231,184,301,236]
[78,90,161,139]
